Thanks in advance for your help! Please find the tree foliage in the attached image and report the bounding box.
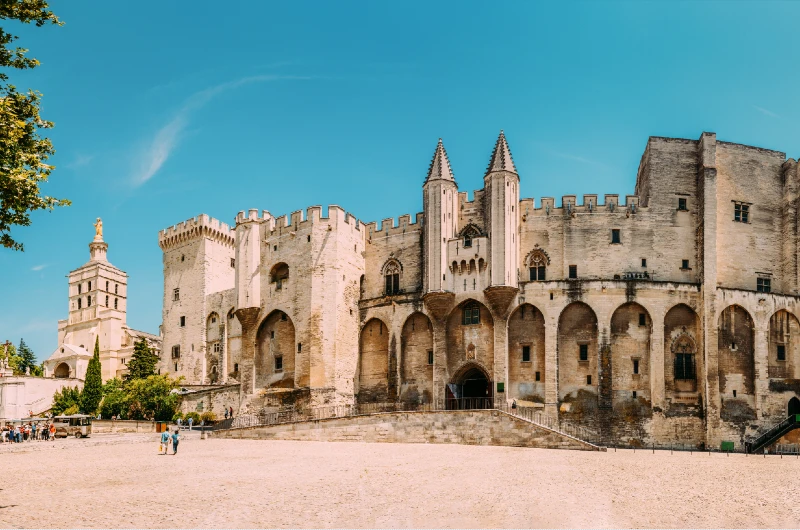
[125,339,158,382]
[99,374,182,421]
[51,385,80,415]
[79,336,102,414]
[0,0,68,251]
[124,375,181,421]
[15,337,40,375]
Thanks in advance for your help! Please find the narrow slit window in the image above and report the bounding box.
[522,345,531,362]
[777,344,786,361]
[569,265,577,279]
[611,229,621,244]
[633,359,639,374]
[427,350,434,365]
[579,344,588,361]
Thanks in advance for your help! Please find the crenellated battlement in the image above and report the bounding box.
[363,212,424,239]
[158,214,235,250]
[237,205,366,236]
[518,194,643,219]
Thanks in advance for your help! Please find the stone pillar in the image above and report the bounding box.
[754,326,769,419]
[544,316,559,420]
[649,310,665,409]
[431,320,448,405]
[235,307,261,396]
[493,314,509,406]
[221,319,229,384]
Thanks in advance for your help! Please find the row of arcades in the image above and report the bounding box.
[213,297,800,438]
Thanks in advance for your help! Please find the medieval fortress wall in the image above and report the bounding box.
[158,131,800,447]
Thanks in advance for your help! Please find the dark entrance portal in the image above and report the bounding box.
[447,365,492,409]
[789,397,800,417]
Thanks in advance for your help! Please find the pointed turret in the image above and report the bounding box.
[426,138,455,182]
[486,130,517,175]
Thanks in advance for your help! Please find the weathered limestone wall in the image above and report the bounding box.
[213,409,600,451]
[178,384,242,417]
[92,419,157,433]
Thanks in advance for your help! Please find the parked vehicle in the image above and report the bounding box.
[53,414,92,438]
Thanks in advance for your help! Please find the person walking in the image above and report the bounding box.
[187,415,193,431]
[160,428,171,455]
[49,422,55,440]
[224,408,229,420]
[229,406,234,419]
[171,428,180,455]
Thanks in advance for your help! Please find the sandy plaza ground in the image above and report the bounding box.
[1,432,799,528]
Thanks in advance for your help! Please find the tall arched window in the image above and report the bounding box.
[270,263,290,290]
[384,260,401,295]
[527,249,548,281]
[462,302,480,325]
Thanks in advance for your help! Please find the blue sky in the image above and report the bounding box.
[2,0,800,361]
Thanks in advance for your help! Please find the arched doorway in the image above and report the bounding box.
[789,397,800,417]
[54,362,70,378]
[447,363,492,409]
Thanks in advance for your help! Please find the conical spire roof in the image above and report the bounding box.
[486,130,517,175]
[426,138,455,182]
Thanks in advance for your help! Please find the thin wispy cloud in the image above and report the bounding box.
[533,142,612,170]
[31,264,47,271]
[65,154,95,170]
[133,74,311,186]
[753,105,780,118]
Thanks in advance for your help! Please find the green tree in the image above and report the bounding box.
[1,0,69,251]
[79,336,102,414]
[124,375,181,421]
[99,377,126,419]
[16,338,40,375]
[51,385,80,415]
[125,339,158,382]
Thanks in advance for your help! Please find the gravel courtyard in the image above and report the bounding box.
[1,432,798,528]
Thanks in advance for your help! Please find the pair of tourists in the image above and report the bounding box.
[160,428,180,455]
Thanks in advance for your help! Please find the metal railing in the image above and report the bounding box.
[745,414,800,454]
[211,398,598,443]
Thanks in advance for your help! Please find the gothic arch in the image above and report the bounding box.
[255,309,296,389]
[609,302,651,405]
[524,245,551,266]
[557,301,599,401]
[507,303,546,403]
[400,312,433,405]
[357,318,390,403]
[381,257,403,275]
[664,303,702,396]
[718,304,755,399]
[458,223,483,238]
[768,309,800,379]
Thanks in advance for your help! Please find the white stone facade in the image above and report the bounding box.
[159,131,800,448]
[43,226,162,383]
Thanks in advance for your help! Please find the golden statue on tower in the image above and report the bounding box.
[93,217,103,240]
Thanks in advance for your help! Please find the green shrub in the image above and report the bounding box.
[184,411,201,424]
[172,412,184,422]
[62,403,80,415]
[200,411,216,423]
